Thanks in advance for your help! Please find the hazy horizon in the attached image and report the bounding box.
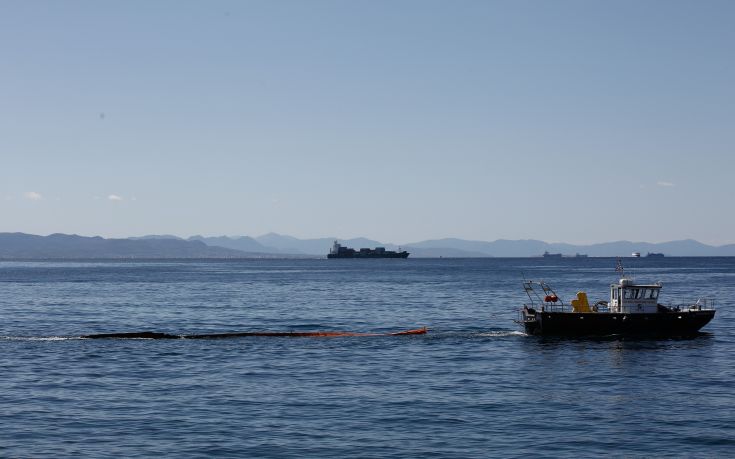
[3,230,734,249]
[3,1,734,245]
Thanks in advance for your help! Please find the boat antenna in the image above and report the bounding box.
[615,257,625,278]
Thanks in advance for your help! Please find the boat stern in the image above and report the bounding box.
[520,306,541,335]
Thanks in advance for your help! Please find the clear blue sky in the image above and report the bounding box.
[2,0,734,245]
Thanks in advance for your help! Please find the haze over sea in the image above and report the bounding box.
[2,257,733,458]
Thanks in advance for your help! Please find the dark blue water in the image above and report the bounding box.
[1,258,733,457]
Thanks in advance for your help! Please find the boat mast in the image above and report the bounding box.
[615,258,625,279]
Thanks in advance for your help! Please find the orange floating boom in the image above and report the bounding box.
[83,327,428,340]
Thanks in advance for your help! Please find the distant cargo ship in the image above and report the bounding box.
[328,241,409,259]
[646,252,665,258]
[542,251,562,258]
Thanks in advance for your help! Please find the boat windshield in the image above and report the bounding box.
[622,287,659,299]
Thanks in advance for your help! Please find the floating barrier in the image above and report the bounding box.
[82,327,428,340]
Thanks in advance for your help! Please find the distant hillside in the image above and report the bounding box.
[0,233,251,259]
[403,246,489,258]
[188,235,282,254]
[197,233,485,257]
[201,234,735,257]
[404,238,735,257]
[405,238,547,257]
[254,233,390,256]
[2,232,734,259]
[128,234,184,241]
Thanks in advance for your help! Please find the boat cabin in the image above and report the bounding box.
[609,278,661,313]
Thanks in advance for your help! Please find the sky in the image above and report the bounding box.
[1,0,734,245]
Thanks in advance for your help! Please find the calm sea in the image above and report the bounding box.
[1,257,733,458]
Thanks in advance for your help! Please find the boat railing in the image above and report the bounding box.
[523,301,611,314]
[523,302,570,313]
[543,303,570,312]
[670,298,716,311]
[517,308,531,324]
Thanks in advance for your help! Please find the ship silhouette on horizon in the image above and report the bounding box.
[327,241,409,259]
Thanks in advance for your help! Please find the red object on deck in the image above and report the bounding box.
[544,295,559,303]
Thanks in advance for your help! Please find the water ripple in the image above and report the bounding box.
[0,258,732,458]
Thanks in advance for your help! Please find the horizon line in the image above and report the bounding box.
[2,231,733,248]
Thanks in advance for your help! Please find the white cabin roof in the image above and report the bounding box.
[612,278,662,288]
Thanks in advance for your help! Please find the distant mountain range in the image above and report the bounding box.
[1,232,734,259]
[403,238,735,257]
[0,233,265,259]
[137,234,388,256]
[185,233,735,257]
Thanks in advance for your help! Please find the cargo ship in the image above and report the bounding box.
[327,241,409,259]
[518,262,715,337]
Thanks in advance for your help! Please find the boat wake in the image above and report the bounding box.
[1,336,80,341]
[476,330,527,338]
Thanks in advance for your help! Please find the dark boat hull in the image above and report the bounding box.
[522,310,715,337]
[327,252,409,259]
[83,327,428,339]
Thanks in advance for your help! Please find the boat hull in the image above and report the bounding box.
[327,252,409,259]
[522,310,715,337]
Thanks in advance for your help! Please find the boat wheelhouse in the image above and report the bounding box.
[610,278,661,313]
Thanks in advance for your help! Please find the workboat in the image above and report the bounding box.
[518,264,715,337]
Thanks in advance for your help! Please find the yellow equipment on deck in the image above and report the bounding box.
[571,291,592,312]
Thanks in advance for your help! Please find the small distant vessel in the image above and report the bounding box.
[646,252,665,258]
[542,251,562,258]
[327,241,409,259]
[574,253,588,258]
[518,262,715,336]
[632,252,641,257]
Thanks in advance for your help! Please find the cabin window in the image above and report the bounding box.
[649,289,659,299]
[623,289,632,299]
[640,288,647,299]
[612,289,618,300]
